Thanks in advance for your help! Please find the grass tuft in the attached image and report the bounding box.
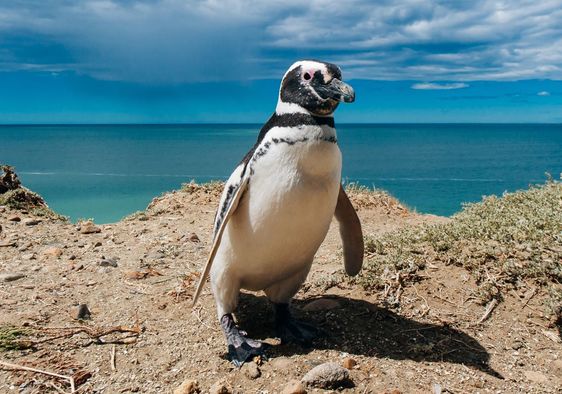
[356,176,562,315]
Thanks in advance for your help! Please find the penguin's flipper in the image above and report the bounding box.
[334,184,364,276]
[192,165,250,306]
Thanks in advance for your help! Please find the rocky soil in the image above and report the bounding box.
[0,181,561,393]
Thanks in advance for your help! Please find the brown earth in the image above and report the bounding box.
[0,183,560,393]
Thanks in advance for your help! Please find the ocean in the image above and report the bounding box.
[1,124,561,223]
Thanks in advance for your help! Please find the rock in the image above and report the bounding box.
[342,357,357,369]
[0,205,5,212]
[302,298,341,312]
[23,218,41,226]
[0,240,16,247]
[8,215,21,222]
[301,362,352,389]
[281,380,307,394]
[98,257,118,267]
[0,273,25,282]
[124,271,148,280]
[69,255,76,261]
[524,370,548,383]
[18,242,32,251]
[42,246,63,258]
[243,362,261,379]
[74,304,91,320]
[173,379,200,394]
[209,380,232,394]
[79,221,101,234]
[22,253,36,260]
[188,232,200,242]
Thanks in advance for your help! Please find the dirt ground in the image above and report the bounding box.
[0,184,561,393]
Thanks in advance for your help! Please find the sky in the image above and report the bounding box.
[1,0,562,123]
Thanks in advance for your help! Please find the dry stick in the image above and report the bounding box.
[477,298,498,324]
[0,360,76,393]
[110,345,116,371]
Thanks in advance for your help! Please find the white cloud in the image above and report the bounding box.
[0,0,561,83]
[537,91,551,96]
[411,82,469,90]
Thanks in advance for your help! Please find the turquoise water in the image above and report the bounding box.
[1,124,561,223]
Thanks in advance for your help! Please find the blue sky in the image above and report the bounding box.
[1,0,561,123]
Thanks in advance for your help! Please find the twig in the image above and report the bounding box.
[0,360,76,393]
[110,345,116,371]
[477,298,498,324]
[521,287,538,309]
[32,324,141,345]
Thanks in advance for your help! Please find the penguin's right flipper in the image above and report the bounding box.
[192,164,250,306]
[334,184,364,276]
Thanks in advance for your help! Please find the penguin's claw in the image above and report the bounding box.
[227,336,267,367]
[221,313,267,367]
[274,303,322,347]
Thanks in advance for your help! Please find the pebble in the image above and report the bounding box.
[342,357,357,369]
[243,362,261,379]
[301,362,351,389]
[524,370,548,383]
[302,298,341,312]
[0,240,16,247]
[79,221,101,234]
[0,273,26,282]
[74,304,91,320]
[42,246,63,258]
[209,380,232,394]
[281,379,307,394]
[23,218,41,226]
[8,215,21,222]
[22,253,36,260]
[98,257,118,267]
[173,379,200,394]
[188,232,200,242]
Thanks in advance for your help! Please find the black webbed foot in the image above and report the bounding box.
[220,314,266,367]
[274,303,321,347]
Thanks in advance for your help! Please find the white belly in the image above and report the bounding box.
[217,138,342,291]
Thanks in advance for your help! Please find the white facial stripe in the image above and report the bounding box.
[275,101,309,115]
[282,60,328,82]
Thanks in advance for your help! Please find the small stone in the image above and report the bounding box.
[22,253,36,260]
[511,340,524,350]
[23,218,41,226]
[209,380,232,394]
[173,379,200,394]
[281,379,307,394]
[524,370,548,383]
[8,215,21,222]
[243,362,261,379]
[98,257,118,267]
[79,221,101,234]
[74,304,91,320]
[69,255,76,261]
[0,240,16,247]
[188,232,200,242]
[342,357,357,369]
[42,246,63,258]
[124,271,147,280]
[18,242,32,251]
[302,298,341,312]
[302,362,352,389]
[93,241,102,247]
[0,273,25,282]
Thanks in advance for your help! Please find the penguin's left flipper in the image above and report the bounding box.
[335,184,364,276]
[192,167,250,306]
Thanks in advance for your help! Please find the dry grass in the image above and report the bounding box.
[356,176,562,318]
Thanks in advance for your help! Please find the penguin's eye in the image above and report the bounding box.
[303,72,312,81]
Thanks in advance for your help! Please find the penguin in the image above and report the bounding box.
[193,60,364,366]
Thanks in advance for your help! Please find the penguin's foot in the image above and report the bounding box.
[220,314,266,367]
[274,303,320,347]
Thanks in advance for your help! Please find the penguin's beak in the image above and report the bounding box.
[315,78,355,103]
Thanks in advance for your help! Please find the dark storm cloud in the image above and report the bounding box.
[0,0,561,83]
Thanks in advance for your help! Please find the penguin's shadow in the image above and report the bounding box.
[236,293,503,379]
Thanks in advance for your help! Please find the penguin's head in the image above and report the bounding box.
[277,60,355,116]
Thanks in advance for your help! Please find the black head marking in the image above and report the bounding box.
[279,60,353,116]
